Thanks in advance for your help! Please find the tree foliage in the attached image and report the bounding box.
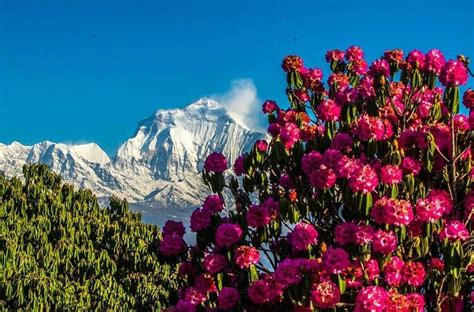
[0,164,181,311]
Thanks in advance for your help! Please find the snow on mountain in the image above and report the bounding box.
[0,98,265,217]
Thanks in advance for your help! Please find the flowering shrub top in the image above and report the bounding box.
[161,47,473,311]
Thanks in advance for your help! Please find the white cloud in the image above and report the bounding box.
[210,79,265,131]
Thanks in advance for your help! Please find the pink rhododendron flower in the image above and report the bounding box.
[355,286,388,312]
[202,195,224,213]
[371,197,414,226]
[311,280,341,308]
[322,247,350,274]
[194,274,217,294]
[162,220,185,237]
[203,253,228,273]
[345,46,364,61]
[204,152,227,173]
[246,204,272,228]
[288,222,318,251]
[402,261,426,287]
[268,122,281,137]
[348,164,379,193]
[364,259,380,281]
[234,245,259,268]
[316,99,341,121]
[190,208,211,232]
[255,139,268,152]
[429,257,445,272]
[215,223,243,248]
[415,189,453,222]
[356,224,375,245]
[424,49,445,74]
[174,299,196,312]
[160,234,185,257]
[439,220,469,241]
[280,123,300,149]
[406,49,425,69]
[218,287,240,309]
[358,76,375,98]
[369,59,390,77]
[247,280,272,305]
[233,154,245,176]
[406,293,425,312]
[282,55,304,72]
[275,258,302,286]
[325,49,345,62]
[384,49,404,65]
[262,100,278,113]
[335,222,358,245]
[401,156,422,175]
[463,89,474,109]
[383,256,405,287]
[302,68,324,90]
[331,132,353,151]
[353,115,387,141]
[302,151,337,189]
[372,230,397,254]
[439,60,468,86]
[379,164,403,184]
[387,291,410,312]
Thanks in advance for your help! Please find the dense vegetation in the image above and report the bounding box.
[0,164,181,310]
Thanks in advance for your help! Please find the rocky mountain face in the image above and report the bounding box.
[0,98,264,221]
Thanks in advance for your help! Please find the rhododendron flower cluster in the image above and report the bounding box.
[162,47,473,311]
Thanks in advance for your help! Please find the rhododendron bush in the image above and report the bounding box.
[161,47,473,311]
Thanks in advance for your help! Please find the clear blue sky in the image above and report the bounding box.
[1,0,473,155]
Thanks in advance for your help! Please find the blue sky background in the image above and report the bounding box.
[1,0,473,155]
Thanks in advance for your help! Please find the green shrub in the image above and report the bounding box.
[0,164,181,311]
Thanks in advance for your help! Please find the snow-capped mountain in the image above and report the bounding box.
[0,98,265,217]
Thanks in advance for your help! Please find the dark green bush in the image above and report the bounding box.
[0,164,181,311]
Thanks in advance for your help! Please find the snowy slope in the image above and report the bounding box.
[0,98,265,215]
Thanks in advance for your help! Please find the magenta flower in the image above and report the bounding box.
[246,204,272,228]
[355,224,375,245]
[463,89,474,109]
[415,189,453,222]
[439,60,468,86]
[335,222,358,246]
[383,256,405,287]
[159,234,185,257]
[325,49,345,63]
[406,49,425,69]
[274,258,302,286]
[369,59,390,77]
[247,280,272,305]
[218,287,240,309]
[371,197,414,226]
[322,247,350,274]
[379,164,403,184]
[233,154,245,176]
[310,280,341,308]
[402,261,426,287]
[372,230,397,254]
[162,220,185,237]
[190,208,211,232]
[280,122,300,149]
[288,222,318,251]
[204,152,228,173]
[203,253,228,273]
[439,220,470,241]
[348,164,379,194]
[331,132,353,151]
[282,55,304,72]
[215,223,243,248]
[234,245,260,268]
[345,46,364,61]
[262,100,278,114]
[355,286,388,312]
[255,139,268,152]
[316,99,341,121]
[424,49,445,74]
[202,194,224,213]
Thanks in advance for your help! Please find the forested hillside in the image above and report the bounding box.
[0,164,181,310]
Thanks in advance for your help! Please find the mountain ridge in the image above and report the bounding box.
[0,98,265,219]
